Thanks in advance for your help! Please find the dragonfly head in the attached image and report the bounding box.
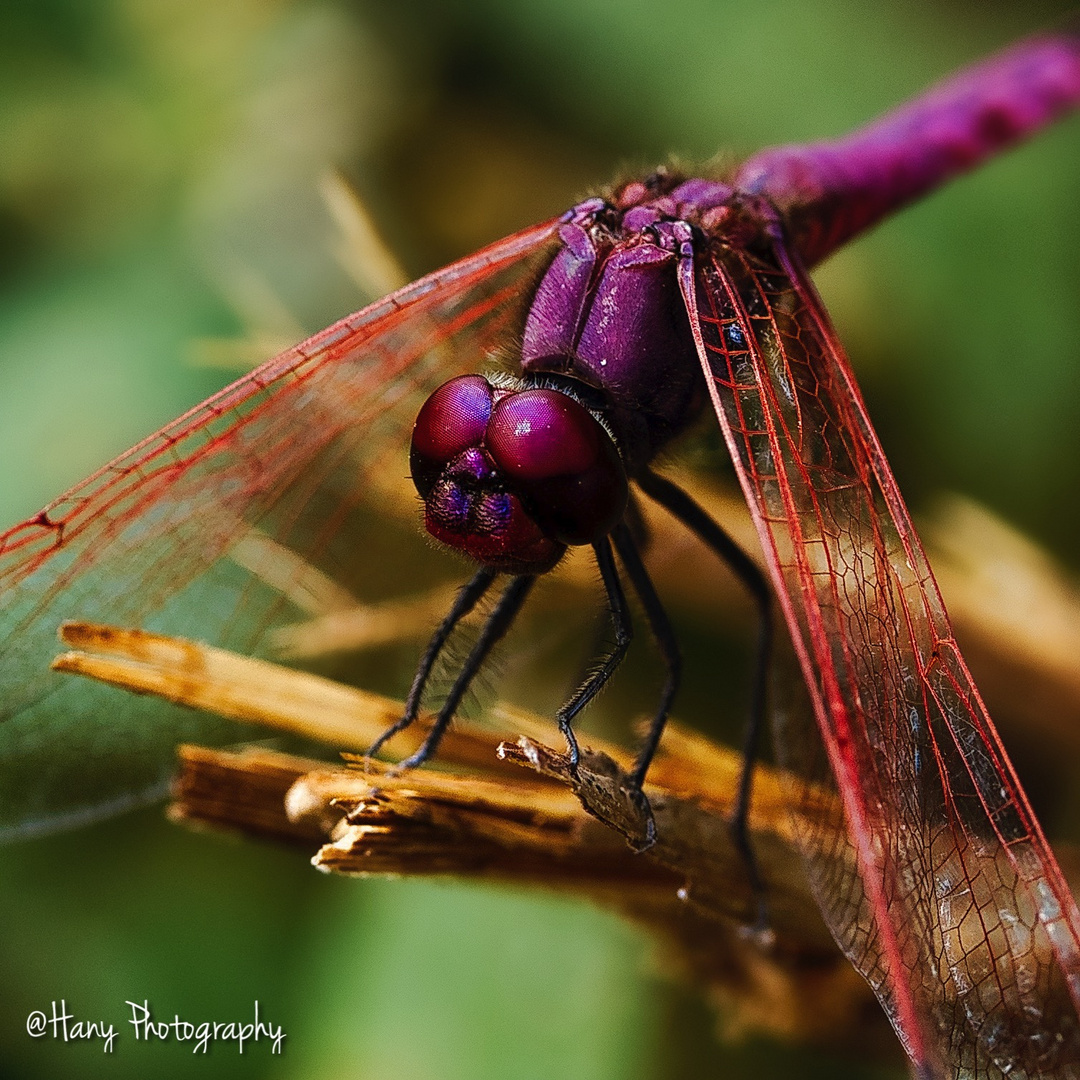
[410,374,628,573]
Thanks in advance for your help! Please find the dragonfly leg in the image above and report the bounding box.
[394,573,536,772]
[555,535,633,770]
[621,488,651,548]
[367,565,497,761]
[636,467,773,930]
[611,522,681,790]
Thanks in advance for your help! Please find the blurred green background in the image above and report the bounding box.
[1,1,1078,1077]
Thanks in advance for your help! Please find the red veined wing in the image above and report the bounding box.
[678,228,1080,1077]
[0,217,559,839]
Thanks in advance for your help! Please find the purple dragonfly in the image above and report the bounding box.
[1,20,1080,1079]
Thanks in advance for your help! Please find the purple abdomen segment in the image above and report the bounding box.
[738,29,1080,266]
[410,375,628,573]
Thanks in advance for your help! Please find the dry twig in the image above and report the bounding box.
[54,621,899,1056]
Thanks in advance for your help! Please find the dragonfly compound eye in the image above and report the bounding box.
[410,379,628,573]
[410,374,494,498]
[485,388,628,545]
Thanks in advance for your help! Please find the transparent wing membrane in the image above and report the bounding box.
[0,220,558,837]
[682,234,1080,1077]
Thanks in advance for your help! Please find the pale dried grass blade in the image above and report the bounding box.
[926,494,1080,745]
[51,622,565,772]
[190,263,308,371]
[230,530,359,616]
[270,582,461,657]
[320,171,409,299]
[53,621,398,749]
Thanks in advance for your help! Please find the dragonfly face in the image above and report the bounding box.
[409,373,628,572]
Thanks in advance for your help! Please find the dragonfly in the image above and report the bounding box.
[2,21,1080,1080]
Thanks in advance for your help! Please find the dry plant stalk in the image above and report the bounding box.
[54,620,897,1056]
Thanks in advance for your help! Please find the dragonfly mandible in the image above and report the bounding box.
[1,19,1079,1080]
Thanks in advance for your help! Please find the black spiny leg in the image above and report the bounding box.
[395,573,536,771]
[555,535,633,770]
[636,467,773,928]
[611,522,681,789]
[367,565,497,761]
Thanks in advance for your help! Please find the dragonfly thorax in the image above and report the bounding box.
[520,196,708,472]
[410,374,628,573]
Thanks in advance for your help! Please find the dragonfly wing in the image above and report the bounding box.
[0,218,559,839]
[678,230,1080,1077]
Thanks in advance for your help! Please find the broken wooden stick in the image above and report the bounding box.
[53,620,898,1054]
